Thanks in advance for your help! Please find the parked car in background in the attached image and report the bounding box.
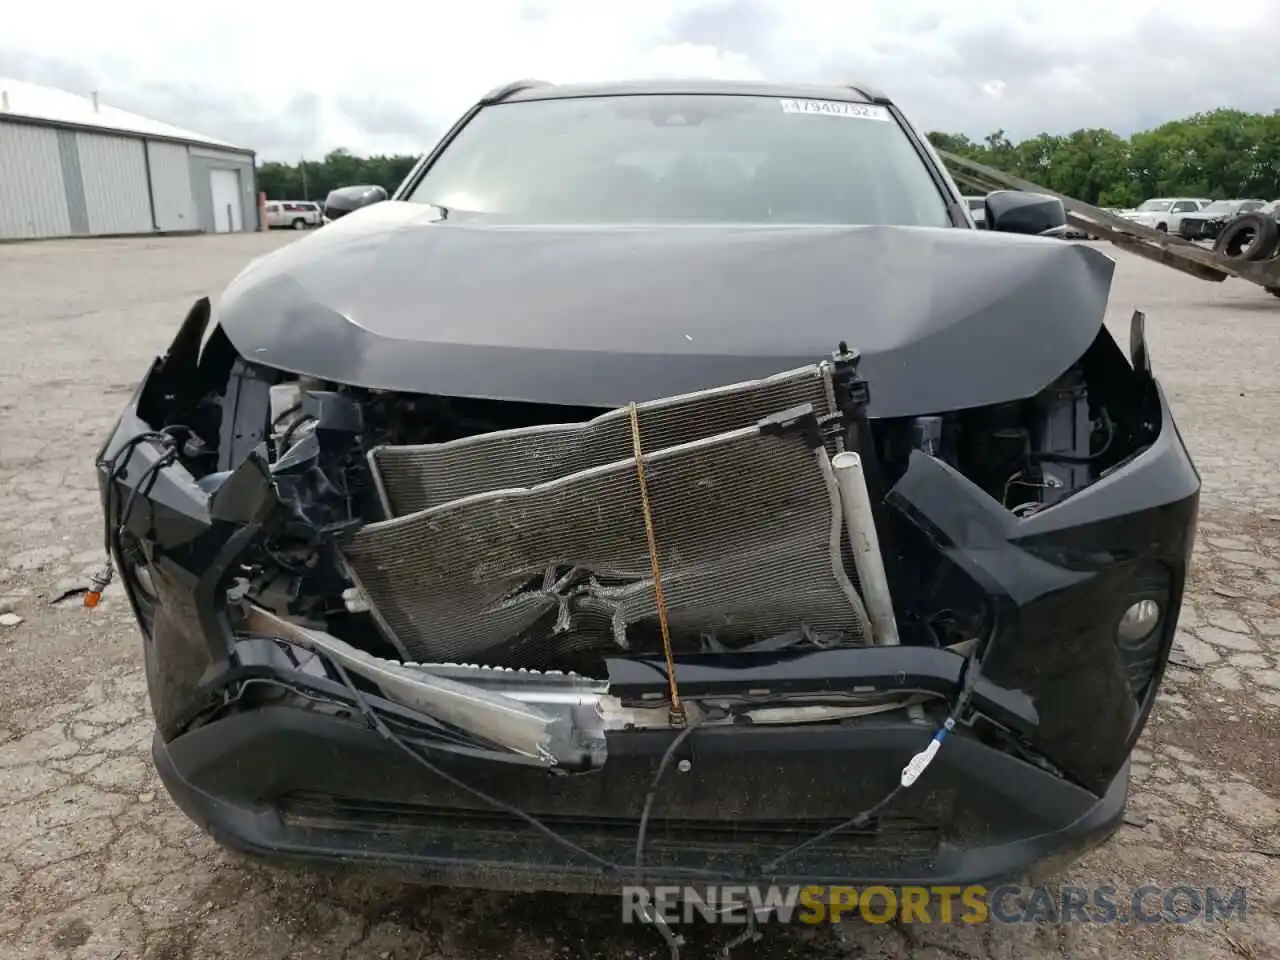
[1177,199,1267,241]
[1118,198,1210,233]
[296,201,323,223]
[265,201,323,230]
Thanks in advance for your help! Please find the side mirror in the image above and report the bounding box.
[985,190,1067,236]
[323,184,388,221]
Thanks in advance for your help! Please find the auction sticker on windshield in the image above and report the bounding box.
[779,99,890,121]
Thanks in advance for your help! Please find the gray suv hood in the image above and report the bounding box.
[216,201,1117,418]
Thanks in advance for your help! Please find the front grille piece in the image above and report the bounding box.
[276,792,942,868]
[344,374,871,665]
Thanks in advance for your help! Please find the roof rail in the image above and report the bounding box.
[480,79,553,104]
[845,81,890,105]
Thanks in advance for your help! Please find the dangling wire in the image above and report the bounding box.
[87,428,185,607]
[628,402,685,725]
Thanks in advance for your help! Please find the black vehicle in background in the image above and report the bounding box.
[1177,198,1267,240]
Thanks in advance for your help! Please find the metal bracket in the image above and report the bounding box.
[756,402,844,450]
[830,341,871,413]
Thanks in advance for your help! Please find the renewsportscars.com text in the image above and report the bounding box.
[622,884,1249,926]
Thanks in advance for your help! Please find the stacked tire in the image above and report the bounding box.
[1212,213,1280,263]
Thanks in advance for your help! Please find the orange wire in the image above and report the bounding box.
[628,402,685,723]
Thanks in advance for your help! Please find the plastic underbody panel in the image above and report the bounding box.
[154,705,1131,891]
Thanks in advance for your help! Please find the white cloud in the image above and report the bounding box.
[637,44,766,82]
[2,0,1278,159]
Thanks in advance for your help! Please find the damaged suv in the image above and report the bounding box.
[97,79,1198,893]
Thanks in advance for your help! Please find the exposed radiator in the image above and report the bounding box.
[344,367,872,664]
[369,364,837,517]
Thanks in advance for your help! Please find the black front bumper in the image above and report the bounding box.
[1178,219,1222,240]
[154,702,1129,892]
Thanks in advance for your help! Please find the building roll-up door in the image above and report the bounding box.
[209,168,243,233]
[0,122,72,239]
[146,141,196,231]
[77,131,152,235]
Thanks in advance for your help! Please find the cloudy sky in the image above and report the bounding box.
[2,0,1277,161]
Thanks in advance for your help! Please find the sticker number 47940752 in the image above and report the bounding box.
[779,99,891,121]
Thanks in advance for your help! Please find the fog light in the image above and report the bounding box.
[1118,599,1160,642]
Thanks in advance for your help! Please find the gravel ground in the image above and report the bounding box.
[0,233,1277,960]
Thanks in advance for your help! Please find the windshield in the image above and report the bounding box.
[1199,201,1238,214]
[1137,200,1173,212]
[406,94,952,226]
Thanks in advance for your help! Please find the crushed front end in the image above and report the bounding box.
[98,300,1198,891]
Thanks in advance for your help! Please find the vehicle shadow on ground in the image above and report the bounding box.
[225,859,1061,960]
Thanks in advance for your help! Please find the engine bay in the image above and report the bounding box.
[136,323,1157,680]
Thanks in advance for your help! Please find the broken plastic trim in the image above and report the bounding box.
[244,606,591,767]
[240,607,924,770]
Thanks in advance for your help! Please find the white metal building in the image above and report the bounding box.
[0,77,258,240]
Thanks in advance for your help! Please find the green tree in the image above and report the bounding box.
[257,150,419,202]
[928,109,1280,205]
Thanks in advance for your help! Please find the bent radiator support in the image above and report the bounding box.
[344,370,887,665]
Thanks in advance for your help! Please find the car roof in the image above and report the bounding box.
[488,78,890,106]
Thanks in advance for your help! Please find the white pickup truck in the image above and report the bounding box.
[1117,197,1210,233]
[264,201,323,230]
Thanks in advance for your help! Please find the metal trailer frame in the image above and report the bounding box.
[940,151,1280,297]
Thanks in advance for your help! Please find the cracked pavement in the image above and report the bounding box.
[1,234,1278,959]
